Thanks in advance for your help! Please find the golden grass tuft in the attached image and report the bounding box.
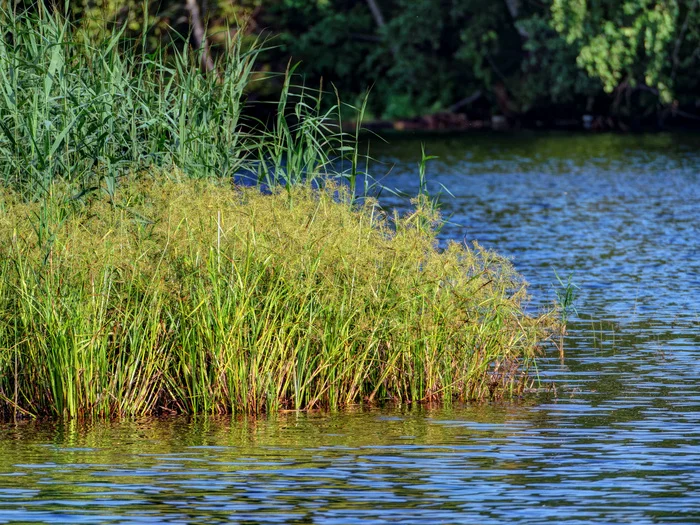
[0,174,557,419]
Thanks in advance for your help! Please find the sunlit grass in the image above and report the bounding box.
[0,175,557,419]
[0,8,558,420]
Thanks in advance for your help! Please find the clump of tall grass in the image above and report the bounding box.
[0,7,558,421]
[0,174,557,419]
[0,6,351,199]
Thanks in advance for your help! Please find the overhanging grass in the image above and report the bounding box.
[0,175,557,419]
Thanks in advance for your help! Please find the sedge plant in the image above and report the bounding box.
[0,176,558,419]
[0,8,559,421]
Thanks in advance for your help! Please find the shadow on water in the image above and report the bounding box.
[1,132,699,523]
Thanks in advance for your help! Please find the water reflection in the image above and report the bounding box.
[1,132,699,523]
[1,403,699,524]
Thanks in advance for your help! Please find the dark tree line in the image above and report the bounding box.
[11,0,700,128]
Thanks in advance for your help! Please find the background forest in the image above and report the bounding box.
[10,0,700,127]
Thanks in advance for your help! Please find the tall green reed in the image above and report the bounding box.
[553,270,578,358]
[554,270,579,325]
[0,6,361,198]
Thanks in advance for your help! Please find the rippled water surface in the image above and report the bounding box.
[1,132,699,524]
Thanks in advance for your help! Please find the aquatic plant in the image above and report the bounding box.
[0,6,356,199]
[553,270,579,326]
[0,176,557,419]
[0,8,557,421]
[552,270,579,358]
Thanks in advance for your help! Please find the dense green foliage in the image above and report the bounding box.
[27,0,699,124]
[0,6,358,198]
[273,0,700,122]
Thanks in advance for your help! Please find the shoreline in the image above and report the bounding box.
[350,113,700,135]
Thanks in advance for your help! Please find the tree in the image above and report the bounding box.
[551,0,700,106]
[19,0,700,123]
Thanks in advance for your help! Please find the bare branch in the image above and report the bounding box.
[365,0,399,58]
[365,0,386,28]
[448,90,483,113]
[503,0,519,19]
[185,0,215,74]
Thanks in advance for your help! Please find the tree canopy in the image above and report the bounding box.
[12,0,700,126]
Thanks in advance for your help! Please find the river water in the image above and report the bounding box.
[1,132,699,524]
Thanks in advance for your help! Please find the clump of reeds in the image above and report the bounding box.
[0,6,349,198]
[0,174,557,419]
[0,7,558,421]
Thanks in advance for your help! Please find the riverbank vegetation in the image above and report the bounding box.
[0,177,556,419]
[0,8,558,420]
[0,4,348,198]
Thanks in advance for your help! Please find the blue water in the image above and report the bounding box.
[1,132,699,524]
